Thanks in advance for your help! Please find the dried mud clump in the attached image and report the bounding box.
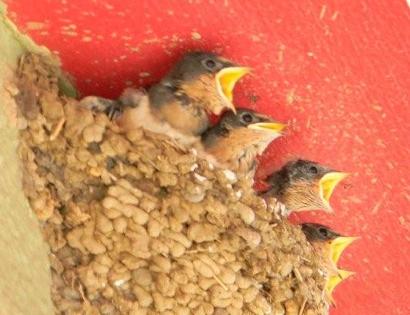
[14,53,329,315]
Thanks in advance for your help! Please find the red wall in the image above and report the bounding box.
[7,1,410,314]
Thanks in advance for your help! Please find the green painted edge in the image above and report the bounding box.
[0,1,77,98]
[0,3,61,314]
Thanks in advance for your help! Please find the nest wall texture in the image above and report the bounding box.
[11,52,330,315]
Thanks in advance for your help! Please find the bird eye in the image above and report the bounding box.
[319,227,328,237]
[309,166,318,174]
[241,113,254,124]
[203,58,217,70]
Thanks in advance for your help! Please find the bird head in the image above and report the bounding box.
[301,223,358,306]
[202,108,285,173]
[164,51,250,115]
[301,222,342,243]
[301,223,359,265]
[265,160,348,212]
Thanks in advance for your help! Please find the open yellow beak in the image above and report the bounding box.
[330,236,359,265]
[248,122,287,133]
[319,172,349,211]
[215,67,251,114]
[326,269,355,305]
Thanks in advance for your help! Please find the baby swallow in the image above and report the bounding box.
[200,108,286,176]
[81,52,250,142]
[262,160,348,213]
[301,223,358,272]
[148,51,250,130]
[301,223,358,305]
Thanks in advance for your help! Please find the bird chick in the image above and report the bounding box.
[148,51,250,126]
[301,223,358,272]
[81,52,250,144]
[200,108,286,176]
[301,223,358,305]
[263,159,348,212]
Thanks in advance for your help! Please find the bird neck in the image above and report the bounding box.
[280,181,323,212]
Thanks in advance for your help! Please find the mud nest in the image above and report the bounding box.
[13,53,329,315]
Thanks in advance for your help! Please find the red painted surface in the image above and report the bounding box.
[6,1,410,314]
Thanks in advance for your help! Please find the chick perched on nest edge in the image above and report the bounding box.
[302,223,358,305]
[80,52,250,146]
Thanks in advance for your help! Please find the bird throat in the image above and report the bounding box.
[280,181,324,212]
[179,74,228,116]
